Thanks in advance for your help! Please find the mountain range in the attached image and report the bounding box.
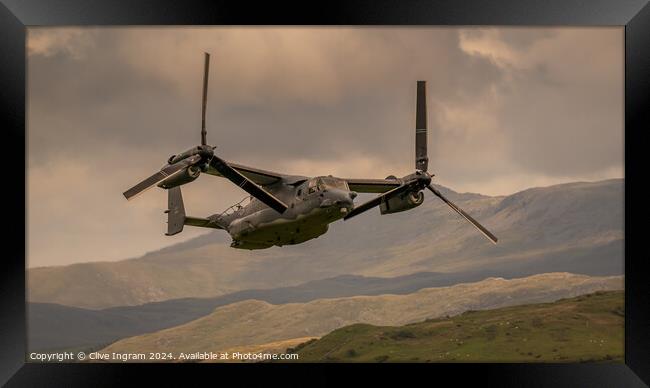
[28,179,624,309]
[31,267,618,352]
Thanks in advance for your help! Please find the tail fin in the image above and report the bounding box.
[165,187,224,235]
[165,187,186,235]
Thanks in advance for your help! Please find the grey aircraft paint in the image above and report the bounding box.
[199,176,355,249]
[124,53,498,250]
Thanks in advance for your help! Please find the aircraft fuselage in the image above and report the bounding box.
[213,176,356,249]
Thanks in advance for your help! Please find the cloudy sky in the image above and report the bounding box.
[27,27,623,268]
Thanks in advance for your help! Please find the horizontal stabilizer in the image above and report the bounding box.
[185,216,223,229]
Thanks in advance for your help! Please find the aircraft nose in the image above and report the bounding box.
[321,189,356,214]
[334,192,355,208]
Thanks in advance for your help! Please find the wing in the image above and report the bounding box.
[342,178,402,193]
[205,161,286,186]
[205,161,400,193]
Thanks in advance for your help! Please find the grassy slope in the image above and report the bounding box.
[294,290,623,363]
[211,337,319,363]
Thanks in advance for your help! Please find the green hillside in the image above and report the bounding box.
[292,290,623,363]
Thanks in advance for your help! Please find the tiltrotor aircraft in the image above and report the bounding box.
[124,53,498,250]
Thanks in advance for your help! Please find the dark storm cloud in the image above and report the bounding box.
[27,27,623,267]
[28,30,184,165]
[28,28,505,168]
[429,27,623,188]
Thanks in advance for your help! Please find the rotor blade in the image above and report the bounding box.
[344,184,411,220]
[415,80,428,172]
[209,156,288,213]
[201,52,210,146]
[123,155,201,200]
[427,185,498,244]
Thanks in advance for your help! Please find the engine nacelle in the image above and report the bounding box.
[380,190,424,215]
[158,166,201,189]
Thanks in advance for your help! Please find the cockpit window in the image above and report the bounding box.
[308,178,318,194]
[318,176,349,190]
[306,177,349,194]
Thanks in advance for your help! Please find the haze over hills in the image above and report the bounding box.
[99,273,623,356]
[31,268,606,352]
[28,179,623,309]
[24,271,502,351]
[28,270,545,352]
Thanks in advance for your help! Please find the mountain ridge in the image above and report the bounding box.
[98,272,623,356]
[31,269,562,352]
[28,178,624,308]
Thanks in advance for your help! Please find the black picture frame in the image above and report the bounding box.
[1,0,648,386]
